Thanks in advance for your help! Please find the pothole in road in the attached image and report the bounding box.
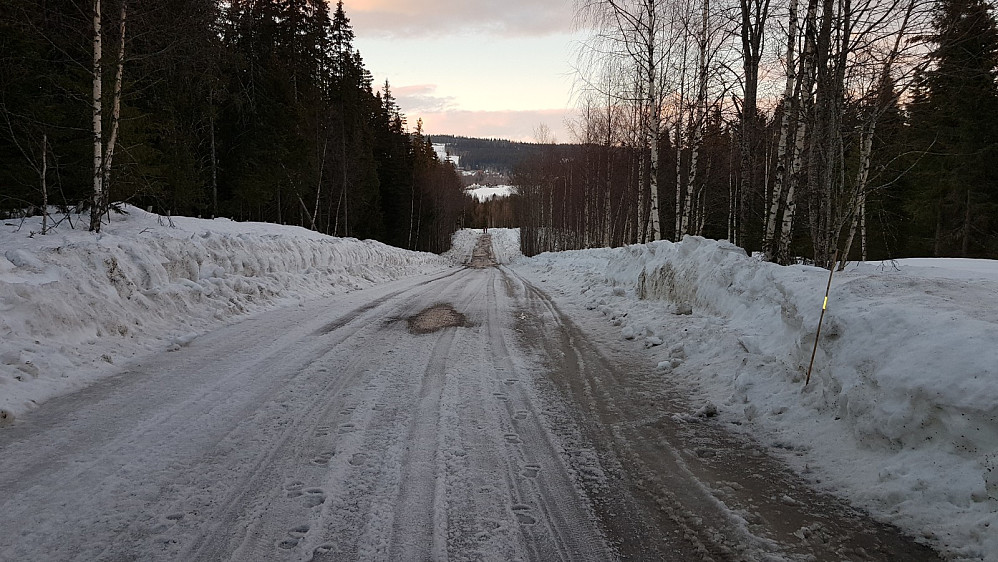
[407,304,468,334]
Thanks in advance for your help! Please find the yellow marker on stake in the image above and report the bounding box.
[806,250,839,386]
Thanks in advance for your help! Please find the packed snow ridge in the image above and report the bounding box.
[0,206,450,419]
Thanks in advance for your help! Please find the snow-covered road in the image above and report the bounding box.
[0,235,940,561]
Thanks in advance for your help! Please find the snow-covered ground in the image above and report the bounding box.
[432,143,460,167]
[492,232,997,561]
[3,213,996,559]
[0,207,450,421]
[465,184,514,202]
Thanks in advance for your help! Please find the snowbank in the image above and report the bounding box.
[487,228,520,264]
[441,229,480,264]
[520,236,998,560]
[0,206,449,419]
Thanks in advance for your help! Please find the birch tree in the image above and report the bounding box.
[838,0,923,269]
[576,0,670,242]
[90,0,126,233]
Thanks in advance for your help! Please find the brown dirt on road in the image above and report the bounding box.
[407,304,468,334]
[469,234,497,268]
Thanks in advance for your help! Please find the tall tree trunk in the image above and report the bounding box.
[778,0,819,264]
[765,0,800,260]
[645,0,661,242]
[728,138,737,242]
[860,198,867,261]
[41,134,48,235]
[839,122,874,270]
[962,187,971,257]
[738,0,768,249]
[91,0,103,232]
[101,1,125,194]
[210,110,218,218]
[684,0,709,237]
[89,0,125,232]
[934,200,943,257]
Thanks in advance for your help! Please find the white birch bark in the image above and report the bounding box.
[91,0,103,232]
[764,0,800,260]
[683,0,709,237]
[644,0,661,242]
[42,134,48,235]
[102,2,125,188]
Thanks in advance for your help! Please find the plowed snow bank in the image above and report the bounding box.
[0,206,449,417]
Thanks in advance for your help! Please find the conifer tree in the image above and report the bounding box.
[908,0,998,257]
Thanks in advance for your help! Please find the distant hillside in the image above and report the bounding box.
[428,135,554,173]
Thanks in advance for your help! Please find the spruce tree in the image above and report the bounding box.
[907,0,998,257]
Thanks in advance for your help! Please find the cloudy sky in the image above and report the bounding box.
[344,0,582,142]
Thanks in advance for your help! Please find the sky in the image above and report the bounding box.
[344,0,582,143]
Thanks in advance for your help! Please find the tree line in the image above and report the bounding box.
[1,0,469,253]
[513,0,998,264]
[429,135,553,174]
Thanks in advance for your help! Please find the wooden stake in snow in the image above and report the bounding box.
[805,249,838,385]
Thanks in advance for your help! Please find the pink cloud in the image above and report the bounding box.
[391,84,457,113]
[343,0,573,38]
[410,109,573,143]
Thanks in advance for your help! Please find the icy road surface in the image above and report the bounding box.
[0,238,938,561]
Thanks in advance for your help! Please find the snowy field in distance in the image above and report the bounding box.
[0,207,451,420]
[504,233,998,561]
[465,184,514,202]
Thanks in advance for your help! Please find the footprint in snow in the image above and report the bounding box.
[512,504,537,525]
[504,434,522,445]
[284,481,305,498]
[312,451,335,466]
[513,411,529,421]
[313,544,335,555]
[521,464,541,479]
[303,488,326,508]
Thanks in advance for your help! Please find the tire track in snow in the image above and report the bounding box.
[510,268,762,559]
[176,274,468,560]
[217,267,482,561]
[506,267,940,561]
[485,269,616,561]
[307,267,491,560]
[0,268,466,561]
[386,328,456,561]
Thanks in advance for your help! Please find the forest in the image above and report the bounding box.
[0,0,470,253]
[4,0,996,264]
[427,136,551,174]
[510,0,998,263]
